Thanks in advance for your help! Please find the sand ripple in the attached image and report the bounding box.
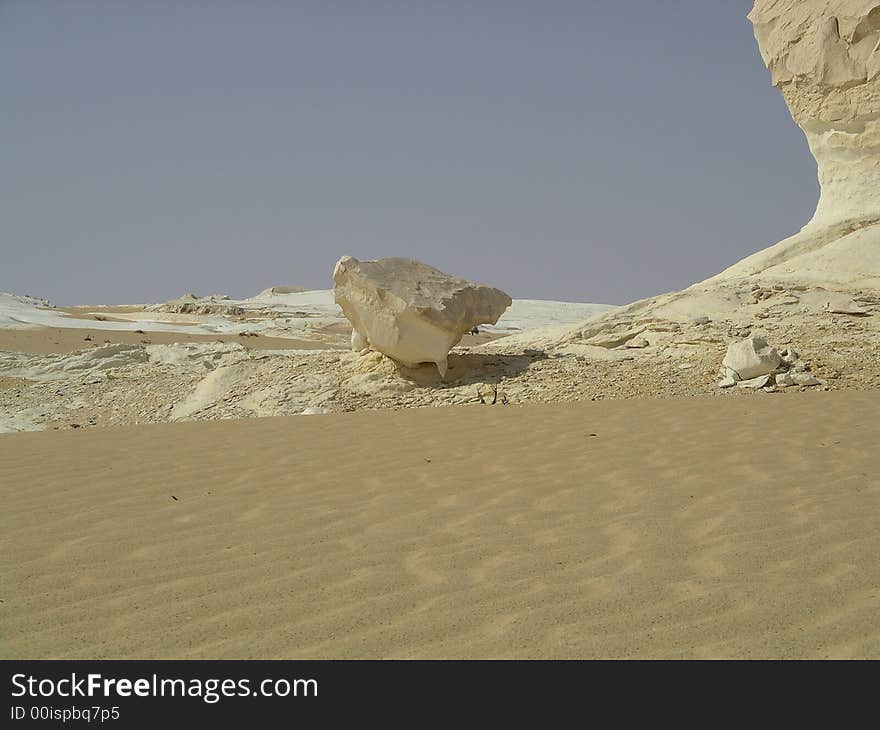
[1,391,879,658]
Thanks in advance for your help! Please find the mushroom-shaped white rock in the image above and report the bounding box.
[333,256,511,377]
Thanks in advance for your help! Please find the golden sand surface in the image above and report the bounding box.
[1,390,878,658]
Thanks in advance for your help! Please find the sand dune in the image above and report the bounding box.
[2,390,878,659]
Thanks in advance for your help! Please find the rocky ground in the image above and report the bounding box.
[1,282,877,433]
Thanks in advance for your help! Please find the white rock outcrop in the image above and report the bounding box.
[717,336,825,390]
[333,256,511,376]
[721,335,782,381]
[0,344,150,382]
[499,1,880,360]
[253,286,308,298]
[147,293,244,316]
[714,0,880,288]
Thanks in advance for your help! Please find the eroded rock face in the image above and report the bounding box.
[751,0,880,228]
[510,1,880,359]
[332,256,511,376]
[717,1,880,287]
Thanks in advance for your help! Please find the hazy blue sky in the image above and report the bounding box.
[1,1,818,305]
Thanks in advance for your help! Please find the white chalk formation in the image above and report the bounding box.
[333,256,511,377]
[498,2,880,358]
[147,293,244,316]
[721,335,782,381]
[714,0,880,289]
[718,335,822,390]
[253,286,308,298]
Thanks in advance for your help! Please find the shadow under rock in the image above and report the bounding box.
[393,349,548,389]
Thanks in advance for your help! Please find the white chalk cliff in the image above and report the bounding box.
[333,256,511,376]
[714,0,880,289]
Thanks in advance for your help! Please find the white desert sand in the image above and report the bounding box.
[0,326,346,357]
[1,391,879,659]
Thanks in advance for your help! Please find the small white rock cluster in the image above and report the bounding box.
[718,335,822,391]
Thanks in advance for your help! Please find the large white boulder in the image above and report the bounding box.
[332,256,511,376]
[721,335,782,381]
